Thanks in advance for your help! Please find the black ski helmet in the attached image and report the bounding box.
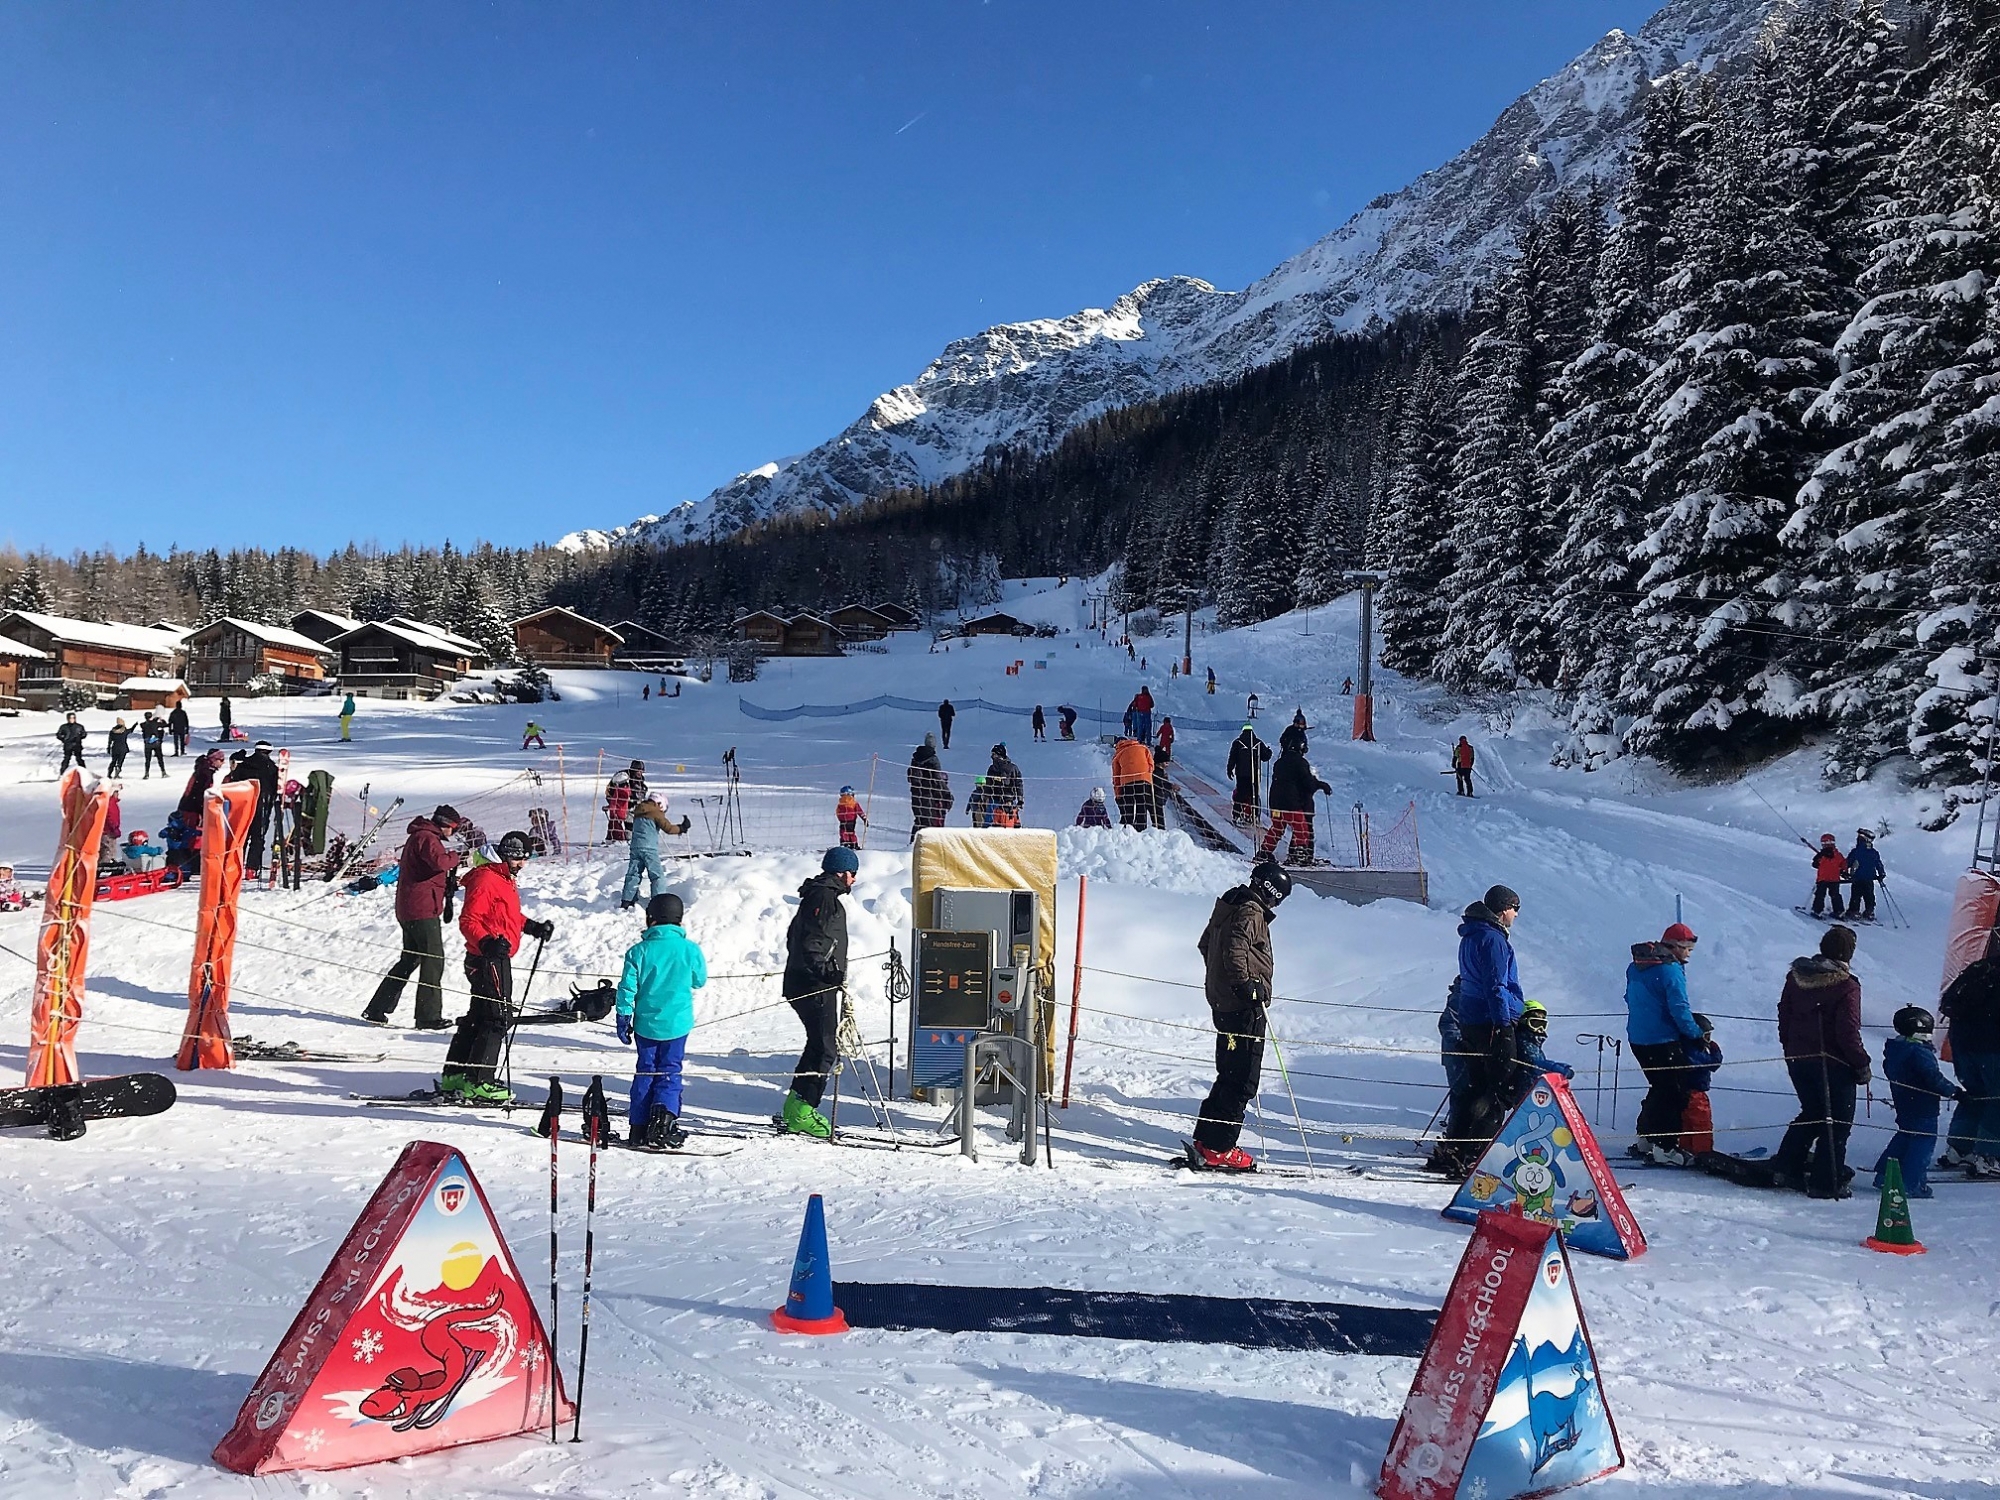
[497,830,534,862]
[1893,1005,1935,1038]
[1249,857,1292,910]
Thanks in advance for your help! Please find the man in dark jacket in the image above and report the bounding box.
[1280,711,1308,756]
[937,699,955,750]
[1190,857,1291,1171]
[1844,829,1886,921]
[55,714,87,772]
[985,743,1024,821]
[1259,745,1331,864]
[907,735,949,837]
[1940,936,2000,1175]
[1428,885,1525,1176]
[167,701,190,756]
[1226,726,1270,827]
[216,694,234,743]
[364,806,464,1028]
[140,713,168,779]
[225,740,281,875]
[1771,924,1869,1197]
[105,719,132,778]
[779,847,856,1138]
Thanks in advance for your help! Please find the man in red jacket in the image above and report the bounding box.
[1771,924,1869,1197]
[441,830,555,1104]
[363,806,464,1029]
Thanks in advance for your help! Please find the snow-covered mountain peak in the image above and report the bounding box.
[556,0,1775,554]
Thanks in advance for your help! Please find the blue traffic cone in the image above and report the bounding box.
[770,1193,848,1335]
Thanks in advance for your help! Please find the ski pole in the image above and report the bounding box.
[572,1076,605,1443]
[1264,1018,1317,1178]
[543,1076,562,1444]
[501,930,550,1107]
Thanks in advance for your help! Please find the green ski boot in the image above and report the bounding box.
[780,1091,832,1139]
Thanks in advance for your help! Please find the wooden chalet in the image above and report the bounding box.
[182,617,335,693]
[731,610,845,657]
[828,603,896,641]
[870,601,921,630]
[330,620,480,699]
[511,606,622,668]
[289,609,364,647]
[0,612,185,710]
[119,676,190,712]
[732,611,789,649]
[0,632,49,709]
[611,620,687,667]
[957,611,1030,637]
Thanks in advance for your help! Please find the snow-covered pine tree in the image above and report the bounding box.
[1,555,56,612]
[1542,85,1700,763]
[1372,353,1458,676]
[1620,74,1845,770]
[1435,266,1540,690]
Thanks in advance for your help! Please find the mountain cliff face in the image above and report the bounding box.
[560,0,1774,552]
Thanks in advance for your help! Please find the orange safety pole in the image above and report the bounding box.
[178,781,259,1070]
[1060,876,1086,1108]
[27,771,111,1087]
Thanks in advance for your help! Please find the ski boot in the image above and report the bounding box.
[439,1073,512,1107]
[1188,1142,1256,1173]
[645,1105,688,1151]
[779,1091,833,1139]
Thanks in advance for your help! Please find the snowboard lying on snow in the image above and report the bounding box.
[0,1073,177,1139]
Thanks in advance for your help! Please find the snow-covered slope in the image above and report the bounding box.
[561,0,1775,551]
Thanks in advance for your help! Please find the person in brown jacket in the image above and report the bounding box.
[1188,858,1292,1172]
[1770,924,1869,1198]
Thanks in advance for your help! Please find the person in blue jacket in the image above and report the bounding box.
[1511,1000,1574,1104]
[1426,884,1524,1175]
[1624,921,1706,1164]
[1873,1005,1962,1197]
[1845,829,1886,921]
[615,893,708,1149]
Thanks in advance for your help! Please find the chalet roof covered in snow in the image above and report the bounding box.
[185,617,335,655]
[0,612,186,659]
[0,635,49,660]
[383,617,484,657]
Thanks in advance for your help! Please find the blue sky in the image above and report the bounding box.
[0,2,1662,555]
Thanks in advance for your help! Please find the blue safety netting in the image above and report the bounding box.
[738,696,1246,733]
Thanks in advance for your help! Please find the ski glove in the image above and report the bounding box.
[478,934,511,963]
[615,1013,634,1045]
[677,817,692,834]
[524,917,555,942]
[1237,981,1269,1010]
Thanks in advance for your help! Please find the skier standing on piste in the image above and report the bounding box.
[1188,856,1291,1171]
[440,830,554,1104]
[778,847,856,1138]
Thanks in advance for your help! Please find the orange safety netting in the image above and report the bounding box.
[178,781,260,1071]
[27,770,112,1087]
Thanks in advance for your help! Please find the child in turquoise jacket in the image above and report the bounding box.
[616,892,707,1148]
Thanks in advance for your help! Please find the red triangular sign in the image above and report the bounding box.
[215,1141,570,1475]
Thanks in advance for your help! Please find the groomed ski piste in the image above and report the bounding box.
[0,579,1987,1499]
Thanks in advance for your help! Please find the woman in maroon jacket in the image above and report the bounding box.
[1770,924,1870,1198]
[362,806,464,1029]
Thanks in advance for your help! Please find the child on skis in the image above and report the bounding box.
[1874,1005,1961,1197]
[1512,1000,1573,1103]
[614,892,707,1150]
[835,786,867,848]
[1679,1012,1722,1157]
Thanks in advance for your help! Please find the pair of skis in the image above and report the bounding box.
[537,1076,607,1445]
